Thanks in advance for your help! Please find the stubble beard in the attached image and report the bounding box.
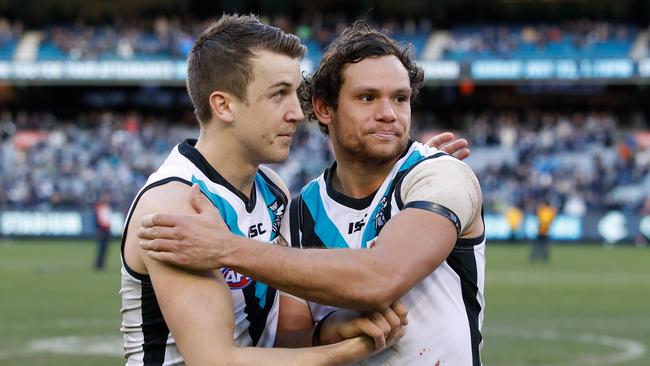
[336,130,409,166]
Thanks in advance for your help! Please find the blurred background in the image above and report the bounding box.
[0,0,648,365]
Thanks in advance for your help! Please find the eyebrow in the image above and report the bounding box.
[267,81,294,90]
[350,86,411,94]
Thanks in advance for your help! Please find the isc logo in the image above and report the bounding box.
[221,267,252,289]
[248,223,266,238]
[348,219,366,234]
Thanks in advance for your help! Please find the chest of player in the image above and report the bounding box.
[193,178,285,243]
[299,182,401,250]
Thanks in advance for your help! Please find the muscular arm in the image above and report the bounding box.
[140,159,482,312]
[276,294,408,350]
[223,208,457,311]
[275,295,315,348]
[127,183,377,366]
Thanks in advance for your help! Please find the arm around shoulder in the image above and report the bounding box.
[126,182,378,366]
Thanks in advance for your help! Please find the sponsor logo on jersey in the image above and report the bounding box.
[221,267,253,289]
[248,223,266,238]
[348,218,366,234]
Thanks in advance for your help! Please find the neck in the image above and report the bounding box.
[330,147,401,199]
[195,127,258,197]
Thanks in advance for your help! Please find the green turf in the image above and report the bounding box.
[0,240,648,365]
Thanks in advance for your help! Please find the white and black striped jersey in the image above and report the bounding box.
[286,140,486,366]
[120,139,287,365]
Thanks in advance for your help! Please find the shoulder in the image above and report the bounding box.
[139,180,195,211]
[403,156,478,186]
[399,156,482,235]
[123,180,196,275]
[258,165,291,200]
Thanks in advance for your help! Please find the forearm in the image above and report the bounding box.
[223,237,401,311]
[228,338,374,366]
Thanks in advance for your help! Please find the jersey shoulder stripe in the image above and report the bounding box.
[300,179,349,249]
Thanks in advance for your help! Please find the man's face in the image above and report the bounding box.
[230,50,304,164]
[328,55,411,164]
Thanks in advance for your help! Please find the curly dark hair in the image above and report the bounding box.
[298,21,424,134]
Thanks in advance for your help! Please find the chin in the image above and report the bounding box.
[364,140,406,162]
[262,150,290,164]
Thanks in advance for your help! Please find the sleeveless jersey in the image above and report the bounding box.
[120,139,287,365]
[287,141,486,366]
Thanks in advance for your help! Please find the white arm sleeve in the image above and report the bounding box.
[399,157,482,235]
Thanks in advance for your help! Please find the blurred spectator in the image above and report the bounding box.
[94,192,112,270]
[530,198,558,263]
[444,20,635,60]
[505,205,524,242]
[34,15,431,61]
[1,108,650,223]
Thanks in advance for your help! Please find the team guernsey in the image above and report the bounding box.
[287,140,486,366]
[120,139,287,365]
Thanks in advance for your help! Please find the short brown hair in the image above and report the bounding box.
[187,14,306,123]
[299,21,424,134]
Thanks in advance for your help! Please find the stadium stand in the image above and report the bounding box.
[1,14,650,242]
[1,108,648,218]
[441,21,637,61]
[0,18,21,60]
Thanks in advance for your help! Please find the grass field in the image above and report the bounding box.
[0,240,648,366]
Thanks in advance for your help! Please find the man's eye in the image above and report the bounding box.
[359,95,373,102]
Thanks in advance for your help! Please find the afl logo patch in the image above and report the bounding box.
[221,267,252,289]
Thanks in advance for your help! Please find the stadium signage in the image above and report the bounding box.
[0,61,187,82]
[471,59,635,80]
[1,211,83,236]
[0,211,123,237]
[2,58,648,84]
[0,209,645,243]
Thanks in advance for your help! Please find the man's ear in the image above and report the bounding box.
[208,91,235,123]
[312,96,334,126]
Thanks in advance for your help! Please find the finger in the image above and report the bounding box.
[358,320,386,350]
[451,148,470,161]
[141,213,182,228]
[368,312,391,339]
[439,138,469,153]
[425,132,454,148]
[381,307,401,330]
[190,184,213,214]
[386,327,406,347]
[137,226,180,240]
[390,301,409,326]
[139,238,177,253]
[143,249,181,265]
[380,308,402,341]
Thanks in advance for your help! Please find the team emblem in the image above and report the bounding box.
[268,200,285,234]
[221,267,252,289]
[374,196,388,231]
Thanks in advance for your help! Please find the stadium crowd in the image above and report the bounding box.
[462,110,649,215]
[444,20,637,60]
[33,15,432,61]
[1,16,643,61]
[1,109,648,217]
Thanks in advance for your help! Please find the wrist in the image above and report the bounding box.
[220,234,247,268]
